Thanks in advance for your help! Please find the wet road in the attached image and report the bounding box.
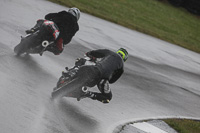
[0,0,200,133]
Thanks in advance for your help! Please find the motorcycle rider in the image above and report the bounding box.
[25,7,80,55]
[74,48,128,104]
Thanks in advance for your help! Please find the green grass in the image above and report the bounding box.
[48,0,200,53]
[164,119,200,133]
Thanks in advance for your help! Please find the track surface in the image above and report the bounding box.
[0,0,200,133]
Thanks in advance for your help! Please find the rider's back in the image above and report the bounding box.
[45,11,79,44]
[90,49,124,83]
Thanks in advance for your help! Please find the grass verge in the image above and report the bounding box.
[48,0,200,53]
[164,119,200,133]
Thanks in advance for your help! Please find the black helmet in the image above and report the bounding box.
[68,7,80,21]
[117,48,128,62]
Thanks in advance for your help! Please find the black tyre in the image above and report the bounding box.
[14,38,28,55]
[14,33,39,55]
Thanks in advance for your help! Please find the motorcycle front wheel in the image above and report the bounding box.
[14,33,39,55]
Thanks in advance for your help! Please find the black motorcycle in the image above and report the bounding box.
[51,57,97,100]
[14,21,58,56]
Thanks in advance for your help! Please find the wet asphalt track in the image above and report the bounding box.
[0,0,200,133]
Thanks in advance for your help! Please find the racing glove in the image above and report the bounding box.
[85,52,96,62]
[75,58,86,66]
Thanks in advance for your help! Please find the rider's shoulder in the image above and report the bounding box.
[58,10,67,13]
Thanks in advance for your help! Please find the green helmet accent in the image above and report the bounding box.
[117,48,128,62]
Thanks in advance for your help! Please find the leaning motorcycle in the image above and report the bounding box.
[51,57,97,100]
[14,20,59,56]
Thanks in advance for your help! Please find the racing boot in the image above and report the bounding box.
[77,87,95,101]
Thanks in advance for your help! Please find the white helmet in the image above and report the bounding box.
[68,7,80,21]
